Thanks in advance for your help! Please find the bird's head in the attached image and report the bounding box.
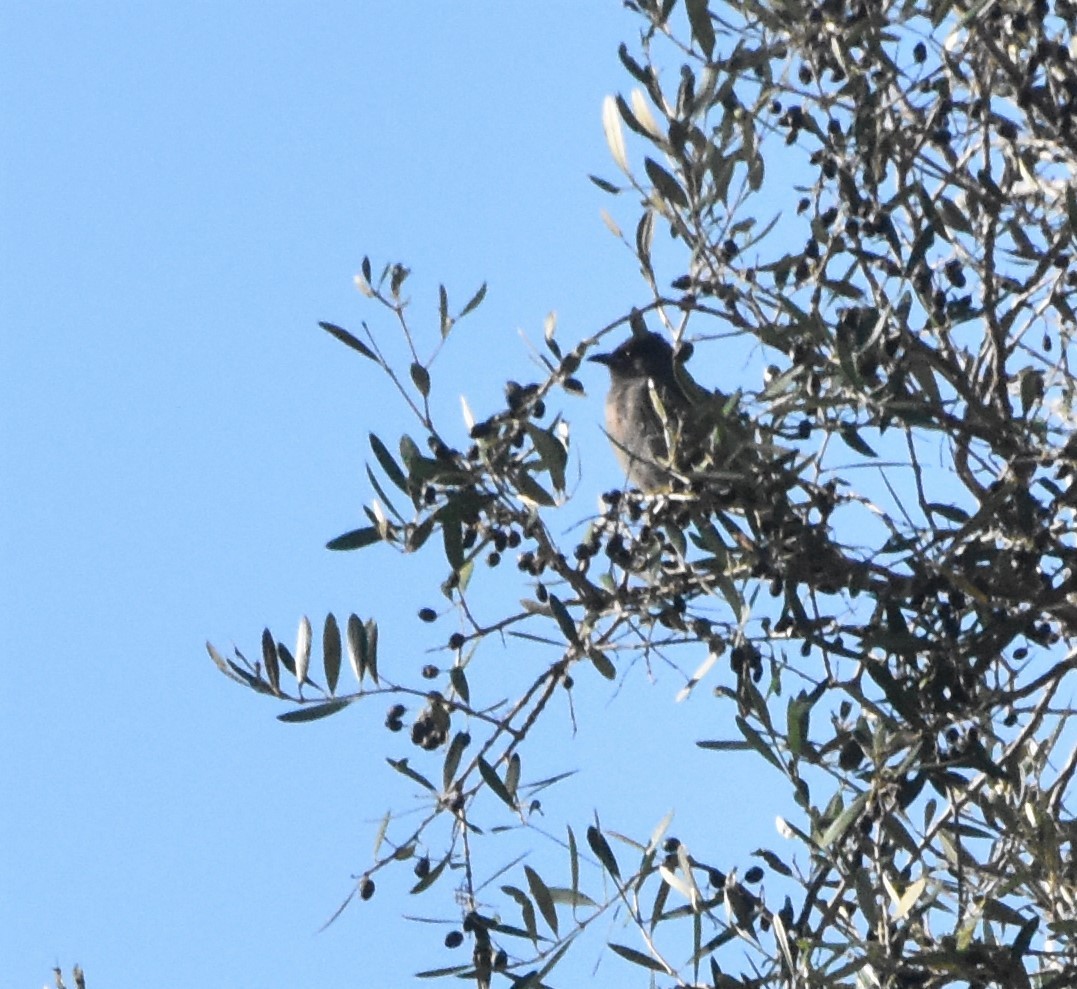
[588,330,677,382]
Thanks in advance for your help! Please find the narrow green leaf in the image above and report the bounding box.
[442,517,464,572]
[547,594,579,644]
[502,885,539,944]
[320,616,340,694]
[363,619,379,684]
[590,650,616,680]
[609,942,667,973]
[479,757,517,809]
[346,614,364,683]
[365,465,406,523]
[505,753,521,799]
[529,938,574,985]
[318,321,378,362]
[459,281,487,318]
[261,627,280,694]
[822,278,864,300]
[386,757,436,791]
[614,93,653,139]
[734,716,784,772]
[449,665,469,704]
[649,878,671,930]
[438,284,451,337]
[526,424,568,492]
[753,848,793,877]
[838,423,878,458]
[327,526,382,551]
[1067,185,1077,240]
[588,174,622,194]
[407,515,436,552]
[525,866,559,935]
[414,964,472,979]
[225,658,274,694]
[644,157,688,208]
[410,851,451,894]
[927,502,970,523]
[587,825,621,880]
[684,0,715,58]
[277,697,352,723]
[322,614,343,691]
[492,922,540,942]
[636,209,655,282]
[205,641,234,677]
[568,826,580,903]
[696,739,753,752]
[443,730,470,790]
[904,227,936,277]
[516,472,556,507]
[410,362,431,398]
[786,693,812,758]
[370,433,410,493]
[819,790,870,848]
[275,640,297,678]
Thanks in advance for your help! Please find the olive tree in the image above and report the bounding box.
[210,0,1077,985]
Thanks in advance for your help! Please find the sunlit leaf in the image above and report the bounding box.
[602,94,629,173]
[291,615,311,688]
[205,641,238,680]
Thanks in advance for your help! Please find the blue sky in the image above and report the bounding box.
[2,5,796,987]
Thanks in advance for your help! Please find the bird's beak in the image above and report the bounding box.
[588,352,613,366]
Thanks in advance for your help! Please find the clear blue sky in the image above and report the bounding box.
[2,6,793,986]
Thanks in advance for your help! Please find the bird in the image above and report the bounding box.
[588,328,697,491]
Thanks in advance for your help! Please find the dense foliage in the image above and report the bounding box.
[211,1,1077,985]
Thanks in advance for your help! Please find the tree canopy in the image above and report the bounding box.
[211,1,1077,986]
